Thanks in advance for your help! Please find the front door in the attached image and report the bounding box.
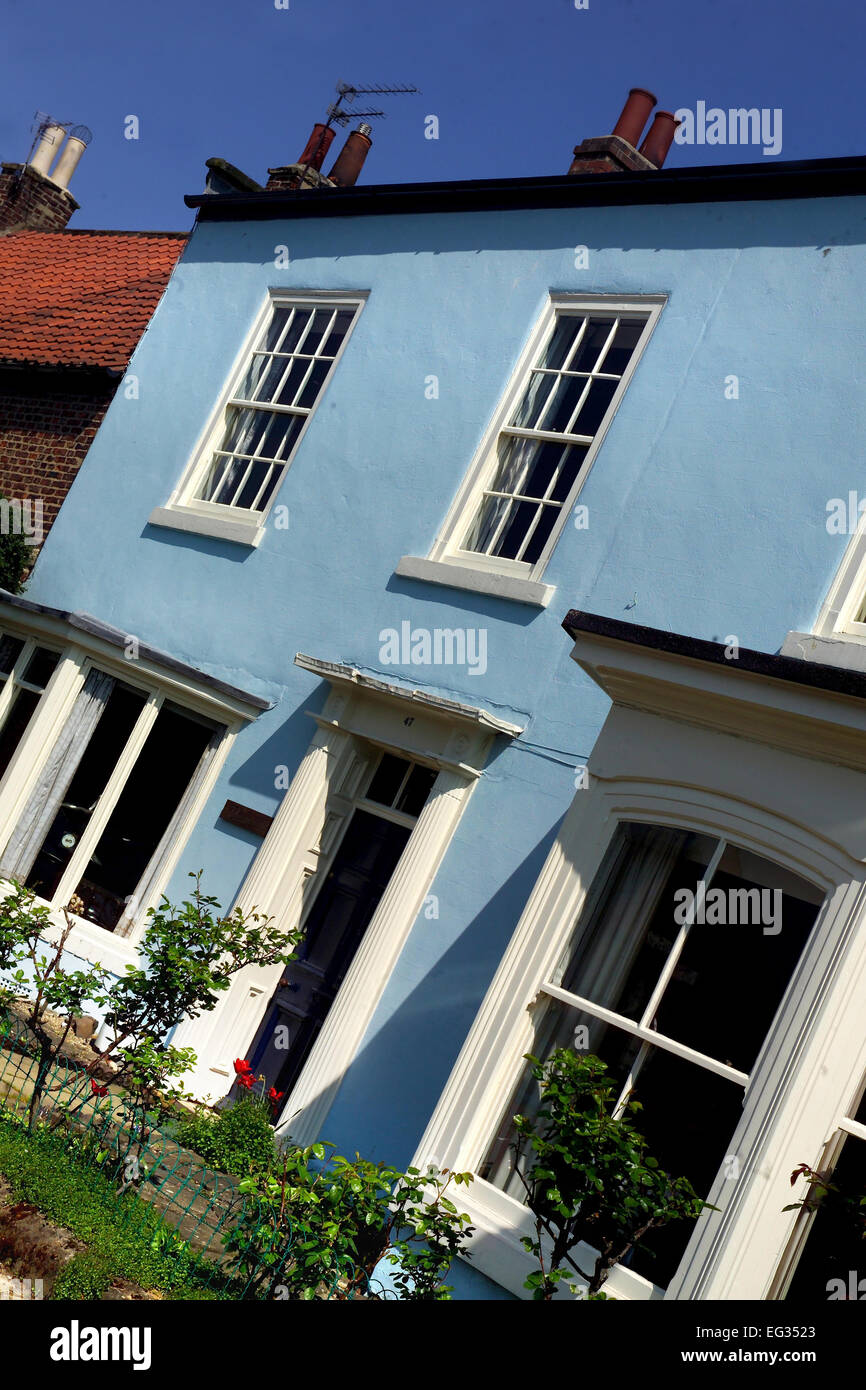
[248,807,412,1099]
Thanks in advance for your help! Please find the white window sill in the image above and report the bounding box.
[395,555,555,609]
[781,629,866,671]
[148,505,265,548]
[448,1180,664,1301]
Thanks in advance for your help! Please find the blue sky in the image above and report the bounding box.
[2,0,863,230]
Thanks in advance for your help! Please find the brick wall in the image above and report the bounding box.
[0,164,78,233]
[0,368,114,542]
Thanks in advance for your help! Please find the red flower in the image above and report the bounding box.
[233,1058,253,1078]
[90,1078,108,1098]
[236,1072,255,1090]
[267,1087,284,1110]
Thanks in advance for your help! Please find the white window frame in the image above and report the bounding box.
[396,294,665,607]
[0,611,252,975]
[411,770,866,1301]
[149,290,367,548]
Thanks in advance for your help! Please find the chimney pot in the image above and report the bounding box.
[328,124,373,188]
[296,122,337,172]
[638,111,681,168]
[611,87,658,149]
[29,122,67,177]
[49,134,88,190]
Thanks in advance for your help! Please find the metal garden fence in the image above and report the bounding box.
[0,1008,387,1299]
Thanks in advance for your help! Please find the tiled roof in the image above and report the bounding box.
[0,229,186,372]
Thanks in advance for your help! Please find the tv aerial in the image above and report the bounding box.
[296,82,420,186]
[326,81,420,127]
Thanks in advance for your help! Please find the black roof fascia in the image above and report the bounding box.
[185,155,866,222]
[561,609,866,705]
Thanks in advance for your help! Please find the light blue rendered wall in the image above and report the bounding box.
[24,195,866,1263]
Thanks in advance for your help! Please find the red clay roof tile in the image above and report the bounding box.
[0,229,186,372]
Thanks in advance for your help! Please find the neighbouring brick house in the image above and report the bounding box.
[0,137,185,549]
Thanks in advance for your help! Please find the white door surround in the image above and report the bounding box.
[172,656,522,1147]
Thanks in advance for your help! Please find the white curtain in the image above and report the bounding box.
[0,668,115,883]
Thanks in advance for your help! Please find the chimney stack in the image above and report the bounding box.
[327,123,373,188]
[568,86,673,176]
[0,115,91,232]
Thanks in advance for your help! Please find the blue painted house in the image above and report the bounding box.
[2,95,866,1301]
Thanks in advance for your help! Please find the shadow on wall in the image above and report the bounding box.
[181,198,866,268]
[289,818,563,1171]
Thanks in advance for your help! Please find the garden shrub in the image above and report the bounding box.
[175,1096,278,1175]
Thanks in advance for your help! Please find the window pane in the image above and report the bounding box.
[208,456,246,505]
[21,648,59,690]
[599,320,645,376]
[462,492,511,556]
[300,308,336,356]
[559,824,716,1018]
[539,316,585,371]
[0,636,25,677]
[0,648,60,782]
[651,851,821,1072]
[568,316,616,374]
[366,753,411,807]
[238,352,270,402]
[490,498,541,561]
[613,1046,745,1286]
[274,360,314,408]
[0,688,40,781]
[550,445,589,502]
[571,377,619,435]
[219,406,261,457]
[486,434,540,500]
[257,411,300,460]
[282,307,315,354]
[26,684,147,903]
[234,460,277,511]
[520,503,559,565]
[71,705,217,931]
[262,306,293,352]
[481,997,743,1289]
[509,370,558,432]
[537,373,590,434]
[784,1135,866,1302]
[395,764,437,817]
[296,358,331,410]
[320,309,355,358]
